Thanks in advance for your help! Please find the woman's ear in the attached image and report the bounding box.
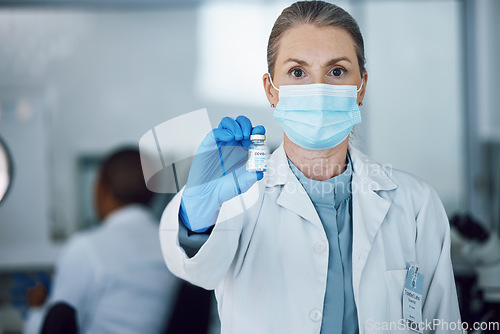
[357,71,368,106]
[263,73,279,108]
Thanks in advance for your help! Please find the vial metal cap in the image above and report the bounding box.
[250,134,266,141]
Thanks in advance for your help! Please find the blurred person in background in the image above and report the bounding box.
[23,147,179,334]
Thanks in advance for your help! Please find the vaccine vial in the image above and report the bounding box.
[246,134,269,172]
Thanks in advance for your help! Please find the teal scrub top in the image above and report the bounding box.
[288,153,358,334]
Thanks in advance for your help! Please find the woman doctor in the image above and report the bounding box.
[160,1,461,333]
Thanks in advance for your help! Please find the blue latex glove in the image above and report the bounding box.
[180,116,266,232]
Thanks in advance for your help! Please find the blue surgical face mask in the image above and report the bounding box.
[269,73,363,150]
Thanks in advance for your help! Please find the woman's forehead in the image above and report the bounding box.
[276,24,357,66]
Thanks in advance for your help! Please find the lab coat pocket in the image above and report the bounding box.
[384,269,411,333]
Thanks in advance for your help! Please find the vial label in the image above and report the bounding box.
[247,149,267,172]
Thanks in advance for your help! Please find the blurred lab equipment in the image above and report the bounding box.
[0,136,13,204]
[451,214,500,334]
[8,272,51,319]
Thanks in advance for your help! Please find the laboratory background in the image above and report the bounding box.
[0,0,499,333]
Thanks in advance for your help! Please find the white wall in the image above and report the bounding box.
[361,0,464,213]
[474,0,500,142]
[0,92,60,268]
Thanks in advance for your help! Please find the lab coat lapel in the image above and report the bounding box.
[265,144,323,230]
[348,145,397,306]
[277,174,323,229]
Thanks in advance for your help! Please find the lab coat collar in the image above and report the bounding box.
[346,145,398,307]
[265,143,397,192]
[348,145,397,191]
[264,143,322,229]
[264,143,289,187]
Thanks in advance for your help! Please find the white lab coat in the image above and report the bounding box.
[159,144,461,334]
[25,205,179,334]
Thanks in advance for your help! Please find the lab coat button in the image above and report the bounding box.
[309,309,322,322]
[314,242,326,254]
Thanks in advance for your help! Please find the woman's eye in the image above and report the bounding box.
[330,67,345,77]
[291,68,305,78]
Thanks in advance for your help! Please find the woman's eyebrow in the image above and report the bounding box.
[324,57,351,67]
[283,58,309,66]
[283,56,351,67]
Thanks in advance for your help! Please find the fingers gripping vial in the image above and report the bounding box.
[180,116,267,232]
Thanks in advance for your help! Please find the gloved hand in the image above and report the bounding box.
[180,116,266,232]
